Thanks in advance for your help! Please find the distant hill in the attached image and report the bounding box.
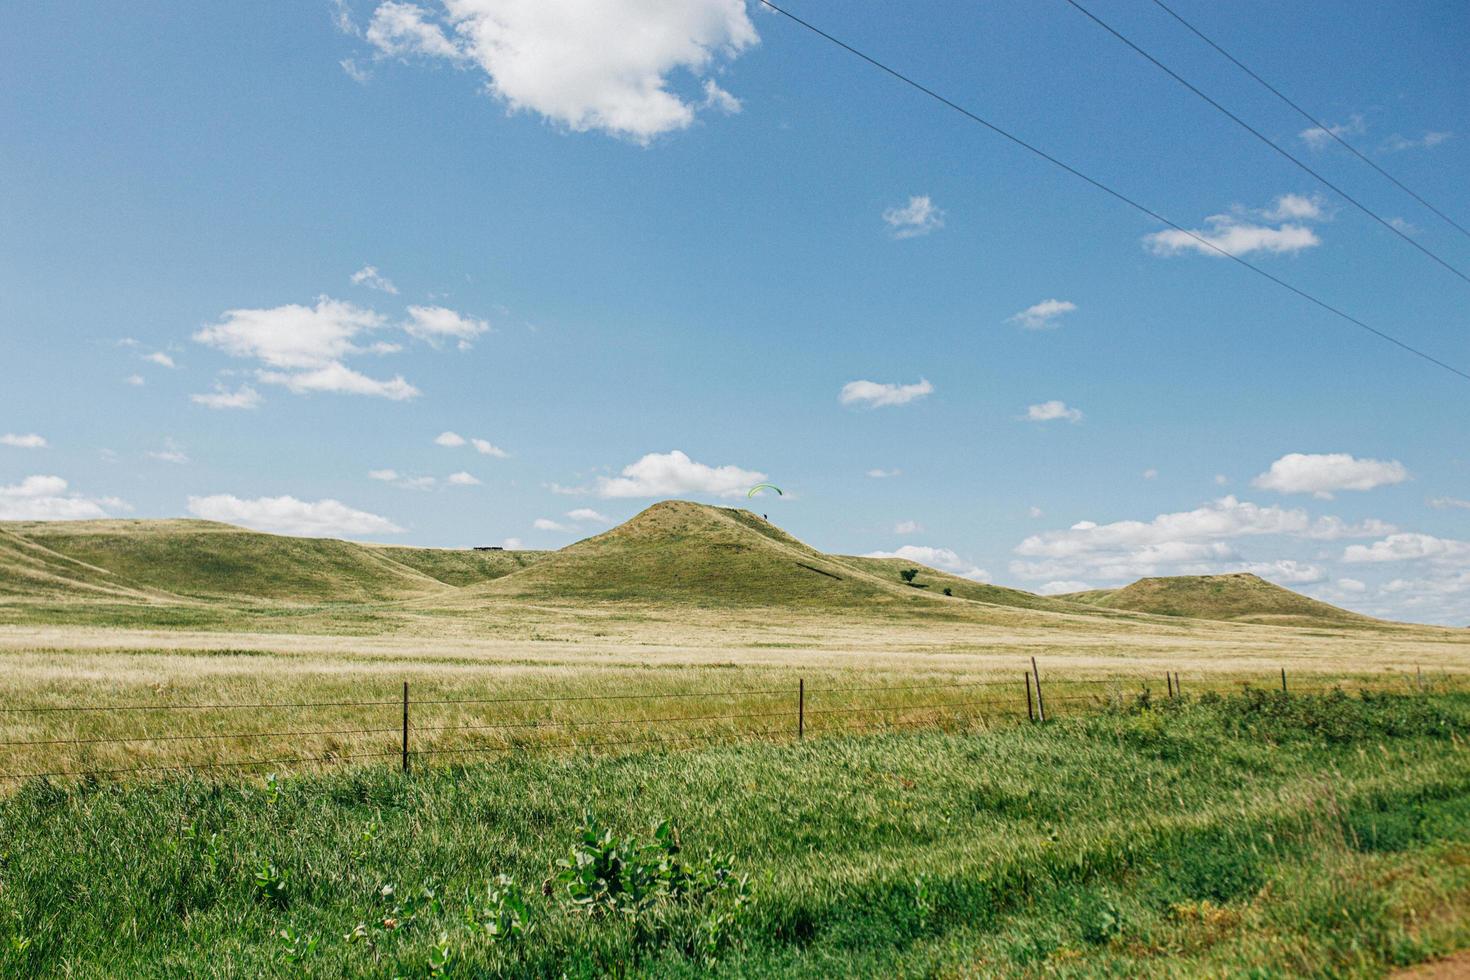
[1058,573,1374,627]
[0,519,548,604]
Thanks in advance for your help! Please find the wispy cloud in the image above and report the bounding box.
[0,433,47,449]
[1023,400,1083,423]
[840,378,933,408]
[1144,194,1324,258]
[882,195,944,238]
[1009,299,1076,330]
[350,265,398,294]
[187,493,403,537]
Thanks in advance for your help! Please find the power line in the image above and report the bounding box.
[1061,0,1470,287]
[1149,0,1470,242]
[753,0,1470,383]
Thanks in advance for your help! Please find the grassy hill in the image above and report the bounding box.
[0,520,547,605]
[1059,572,1374,626]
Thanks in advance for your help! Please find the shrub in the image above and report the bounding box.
[900,568,919,584]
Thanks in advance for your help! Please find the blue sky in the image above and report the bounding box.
[1,0,1467,623]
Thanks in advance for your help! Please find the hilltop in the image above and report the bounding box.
[1059,572,1376,626]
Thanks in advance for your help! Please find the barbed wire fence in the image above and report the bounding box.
[0,662,1459,783]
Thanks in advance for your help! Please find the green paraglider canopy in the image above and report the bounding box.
[747,483,783,498]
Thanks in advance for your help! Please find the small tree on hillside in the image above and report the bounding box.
[900,568,919,585]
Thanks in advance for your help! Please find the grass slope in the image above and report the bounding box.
[837,554,1101,614]
[464,501,927,609]
[2,520,445,603]
[1061,572,1375,627]
[2,692,1466,977]
[363,544,550,588]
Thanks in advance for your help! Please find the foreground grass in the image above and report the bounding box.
[0,691,1467,977]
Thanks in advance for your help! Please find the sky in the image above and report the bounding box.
[1,0,1467,624]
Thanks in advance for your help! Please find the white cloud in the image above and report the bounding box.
[370,469,436,490]
[1389,217,1419,235]
[534,517,574,532]
[840,378,933,408]
[194,296,417,400]
[1336,578,1367,593]
[190,384,261,410]
[1028,506,1044,518]
[257,362,419,400]
[1142,468,1159,480]
[363,0,758,143]
[566,508,610,523]
[866,468,901,479]
[404,305,489,346]
[340,57,373,83]
[1299,114,1365,150]
[894,520,922,535]
[447,471,481,486]
[1038,580,1091,595]
[1236,559,1326,584]
[187,494,404,537]
[350,265,399,294]
[471,438,507,457]
[0,475,130,521]
[701,78,741,114]
[146,441,189,465]
[1429,496,1470,511]
[1010,495,1390,582]
[590,449,765,499]
[125,374,146,386]
[435,431,467,447]
[145,351,177,368]
[1260,193,1325,222]
[882,195,944,238]
[1343,533,1470,565]
[1009,298,1076,330]
[1214,474,1229,486]
[1,433,47,449]
[501,536,523,549]
[1023,400,1083,423]
[369,469,400,481]
[1383,131,1452,152]
[863,544,990,582]
[1252,452,1408,499]
[1144,196,1323,258]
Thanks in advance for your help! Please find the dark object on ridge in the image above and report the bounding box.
[474,546,504,551]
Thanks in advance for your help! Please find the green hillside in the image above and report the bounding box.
[0,520,446,605]
[461,501,914,608]
[363,544,550,587]
[1060,573,1374,626]
[836,554,1088,613]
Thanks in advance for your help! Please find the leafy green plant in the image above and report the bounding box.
[277,925,316,963]
[467,874,534,942]
[253,862,290,909]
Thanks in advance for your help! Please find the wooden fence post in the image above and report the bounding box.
[402,681,410,773]
[1280,668,1288,695]
[798,678,804,741]
[1167,672,1175,700]
[1026,672,1035,722]
[1031,657,1046,724]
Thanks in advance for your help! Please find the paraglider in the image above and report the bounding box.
[747,483,783,498]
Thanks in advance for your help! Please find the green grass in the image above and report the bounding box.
[2,691,1467,977]
[1061,572,1378,627]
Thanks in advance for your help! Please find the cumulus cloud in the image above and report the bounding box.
[1038,580,1091,595]
[589,449,764,498]
[1429,496,1470,511]
[1252,452,1408,499]
[187,494,404,537]
[1299,114,1365,150]
[404,305,490,346]
[1144,195,1324,258]
[862,544,990,582]
[1,433,47,449]
[1142,468,1159,480]
[362,0,758,143]
[866,468,901,479]
[1382,131,1452,152]
[1023,400,1083,423]
[1235,559,1326,584]
[370,469,437,490]
[1009,299,1076,330]
[125,374,146,386]
[0,475,129,521]
[350,265,399,294]
[435,431,508,457]
[1010,495,1390,582]
[533,517,574,532]
[258,362,419,400]
[566,508,610,523]
[194,296,418,401]
[190,384,261,410]
[146,440,189,465]
[471,438,507,457]
[145,351,177,368]
[1343,533,1470,565]
[840,378,933,408]
[882,195,944,238]
[447,471,481,486]
[435,431,466,447]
